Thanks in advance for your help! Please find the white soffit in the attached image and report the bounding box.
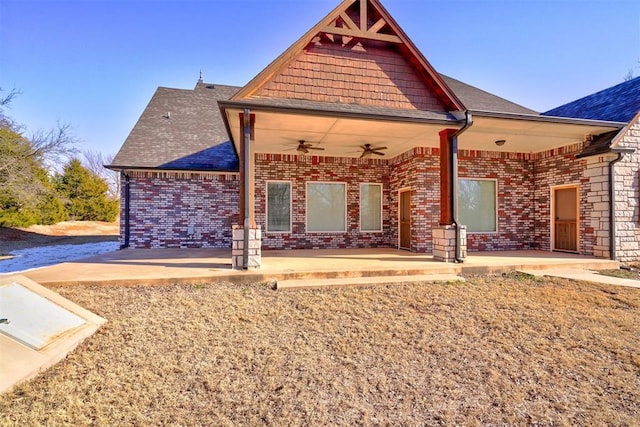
[226,108,444,158]
[460,116,621,153]
[226,108,621,157]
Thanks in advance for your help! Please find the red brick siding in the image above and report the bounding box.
[389,148,441,253]
[533,149,595,255]
[254,154,391,249]
[120,142,601,257]
[458,153,536,251]
[255,40,447,111]
[120,171,239,249]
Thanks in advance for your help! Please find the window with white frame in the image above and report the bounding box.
[306,182,346,232]
[458,179,497,232]
[360,183,382,232]
[266,181,291,233]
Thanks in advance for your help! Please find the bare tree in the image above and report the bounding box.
[0,88,77,210]
[82,149,120,200]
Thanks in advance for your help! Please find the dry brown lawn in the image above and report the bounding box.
[1,274,639,426]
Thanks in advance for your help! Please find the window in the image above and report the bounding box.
[458,179,497,232]
[306,182,346,232]
[266,181,291,232]
[360,183,382,232]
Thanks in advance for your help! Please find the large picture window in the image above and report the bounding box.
[306,182,346,232]
[458,179,497,233]
[266,181,291,232]
[360,183,382,232]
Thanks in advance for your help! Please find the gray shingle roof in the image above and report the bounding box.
[543,76,640,123]
[112,74,541,171]
[440,74,538,115]
[110,82,240,171]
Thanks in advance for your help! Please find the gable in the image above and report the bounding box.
[254,36,448,111]
[234,0,463,112]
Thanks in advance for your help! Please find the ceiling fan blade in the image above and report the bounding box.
[308,146,325,150]
[371,150,385,156]
[372,146,387,150]
[360,151,368,158]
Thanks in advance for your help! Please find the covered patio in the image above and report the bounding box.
[22,248,619,287]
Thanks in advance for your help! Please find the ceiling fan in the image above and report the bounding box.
[360,144,387,158]
[296,140,325,154]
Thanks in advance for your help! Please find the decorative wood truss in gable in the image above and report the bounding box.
[231,0,465,112]
[322,0,401,44]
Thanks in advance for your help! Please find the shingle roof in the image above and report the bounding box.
[110,82,240,171]
[440,74,538,115]
[543,76,640,123]
[575,130,620,159]
[112,74,540,171]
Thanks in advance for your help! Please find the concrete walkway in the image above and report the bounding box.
[15,248,622,287]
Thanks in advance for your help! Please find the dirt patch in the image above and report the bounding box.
[1,275,638,425]
[0,221,119,254]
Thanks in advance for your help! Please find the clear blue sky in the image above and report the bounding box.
[1,0,639,158]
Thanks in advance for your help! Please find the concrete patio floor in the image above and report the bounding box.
[20,248,621,287]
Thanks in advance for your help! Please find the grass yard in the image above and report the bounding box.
[1,274,639,426]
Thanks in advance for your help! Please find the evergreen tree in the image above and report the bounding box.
[0,88,77,227]
[55,158,118,222]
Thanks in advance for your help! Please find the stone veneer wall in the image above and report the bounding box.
[254,154,391,250]
[613,115,640,262]
[120,171,239,249]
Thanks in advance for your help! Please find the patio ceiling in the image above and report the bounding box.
[222,105,624,159]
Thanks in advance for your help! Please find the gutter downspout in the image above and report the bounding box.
[608,148,635,260]
[451,111,473,263]
[242,108,251,270]
[122,172,131,249]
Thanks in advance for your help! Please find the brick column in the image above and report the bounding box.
[433,225,467,262]
[232,225,262,270]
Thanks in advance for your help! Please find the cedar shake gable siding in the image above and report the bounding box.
[254,38,448,112]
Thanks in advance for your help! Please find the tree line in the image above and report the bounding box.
[0,89,118,227]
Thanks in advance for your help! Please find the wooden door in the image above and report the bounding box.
[554,186,578,252]
[399,190,411,250]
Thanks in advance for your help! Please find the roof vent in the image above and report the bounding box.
[205,85,216,89]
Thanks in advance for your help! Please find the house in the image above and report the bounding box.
[109,0,637,269]
[543,77,640,262]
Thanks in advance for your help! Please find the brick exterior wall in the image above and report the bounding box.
[613,114,640,262]
[532,144,596,256]
[120,171,239,249]
[458,151,536,251]
[388,148,440,253]
[255,40,447,111]
[121,135,638,260]
[254,154,391,250]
